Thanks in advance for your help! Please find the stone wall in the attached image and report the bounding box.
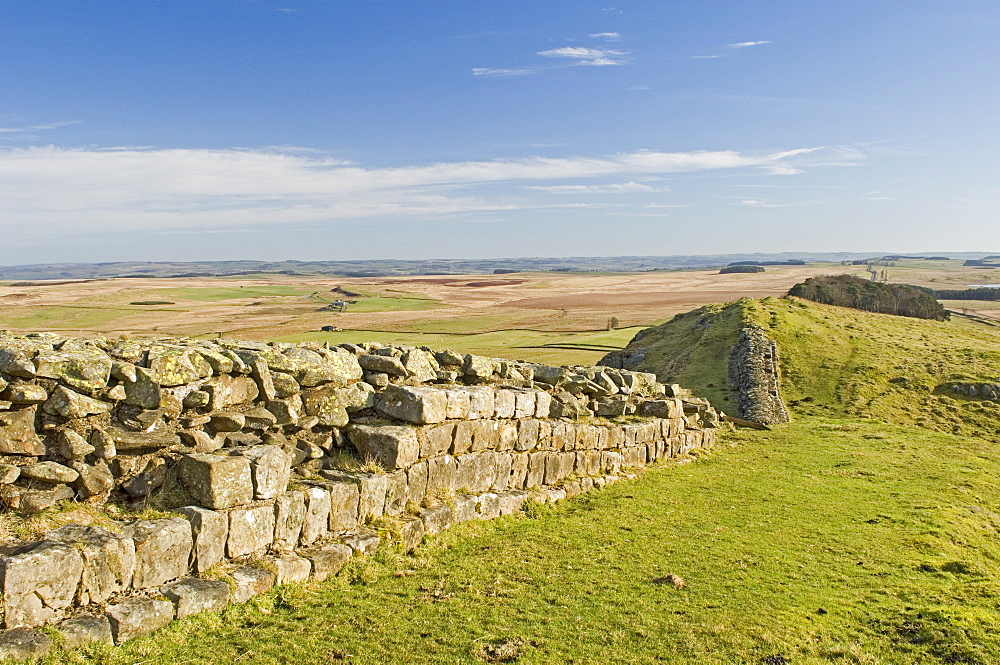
[727,326,790,425]
[0,332,719,657]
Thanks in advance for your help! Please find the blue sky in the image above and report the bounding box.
[1,1,998,264]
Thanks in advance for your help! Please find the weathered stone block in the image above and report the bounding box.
[451,420,475,455]
[496,422,517,452]
[347,425,419,470]
[376,385,447,424]
[340,529,380,555]
[534,391,552,418]
[384,470,408,516]
[300,486,330,545]
[55,615,113,648]
[43,385,111,419]
[516,419,540,452]
[227,504,276,558]
[477,493,501,519]
[492,453,513,493]
[418,422,454,458]
[230,566,275,604]
[498,490,530,515]
[451,494,478,523]
[444,388,471,419]
[299,543,352,582]
[421,504,453,535]
[272,554,312,584]
[406,460,428,506]
[322,481,359,533]
[472,420,499,452]
[178,453,253,510]
[465,386,496,419]
[45,525,135,605]
[2,384,47,405]
[204,375,259,409]
[125,518,193,590]
[21,461,78,484]
[493,390,516,419]
[265,396,303,426]
[58,429,94,460]
[513,391,536,419]
[0,406,45,455]
[0,628,53,660]
[273,490,306,552]
[105,598,174,644]
[0,541,83,628]
[239,445,291,500]
[162,578,231,620]
[509,453,529,490]
[525,452,546,488]
[399,517,425,552]
[299,385,350,427]
[174,506,228,573]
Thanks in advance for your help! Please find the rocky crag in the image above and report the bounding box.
[0,332,719,658]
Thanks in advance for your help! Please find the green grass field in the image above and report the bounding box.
[52,417,1000,665]
[0,305,147,330]
[155,286,315,302]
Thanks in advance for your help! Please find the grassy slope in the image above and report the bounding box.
[55,419,1000,665]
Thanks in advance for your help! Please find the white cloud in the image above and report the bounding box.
[472,67,535,77]
[727,40,771,48]
[687,55,722,60]
[527,181,661,194]
[0,120,81,134]
[589,32,621,41]
[0,145,839,237]
[627,85,651,91]
[536,46,628,66]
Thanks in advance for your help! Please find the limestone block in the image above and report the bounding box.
[451,494,478,523]
[300,385,353,427]
[238,445,291,500]
[105,598,174,644]
[418,422,455,458]
[162,578,231,620]
[339,528,381,555]
[376,385,447,424]
[124,367,162,410]
[509,453,529,490]
[273,490,306,552]
[324,481,360,533]
[291,348,363,387]
[193,347,234,375]
[462,354,496,380]
[355,473,388,521]
[465,386,495,419]
[43,385,111,419]
[0,541,83,628]
[230,566,275,604]
[402,348,438,383]
[0,348,36,379]
[347,424,419,470]
[272,554,312,585]
[124,518,193,590]
[563,480,582,499]
[0,628,53,660]
[516,419,540,452]
[300,486,331,546]
[406,460,428,507]
[472,420,499,452]
[472,453,498,493]
[34,348,112,397]
[534,391,552,418]
[492,453,513,493]
[493,390,516,419]
[358,353,408,376]
[427,454,457,492]
[399,517,425,552]
[498,490,530,515]
[2,384,47,405]
[178,453,253,510]
[0,465,18,484]
[300,543,351,582]
[58,429,95,460]
[451,420,475,455]
[421,504,453,536]
[542,487,567,504]
[453,453,479,492]
[271,372,300,399]
[148,346,207,386]
[55,615,113,648]
[265,396,303,426]
[477,493,501,519]
[45,525,136,605]
[384,470,408,516]
[525,452,546,489]
[513,391,536,419]
[227,504,276,558]
[444,388,471,419]
[174,506,228,573]
[21,461,78,484]
[496,422,517,452]
[579,476,595,493]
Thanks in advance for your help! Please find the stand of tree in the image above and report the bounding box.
[720,265,765,274]
[933,287,1000,301]
[788,275,950,321]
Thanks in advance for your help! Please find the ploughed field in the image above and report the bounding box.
[0,263,876,366]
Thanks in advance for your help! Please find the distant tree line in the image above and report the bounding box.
[725,260,804,266]
[788,275,950,321]
[964,259,1000,267]
[933,287,1000,301]
[720,265,765,274]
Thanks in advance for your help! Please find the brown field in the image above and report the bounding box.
[0,258,991,364]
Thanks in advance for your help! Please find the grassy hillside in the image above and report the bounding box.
[616,297,1000,440]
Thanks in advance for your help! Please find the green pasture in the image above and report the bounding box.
[346,297,441,313]
[54,417,1000,665]
[0,306,141,330]
[153,286,315,302]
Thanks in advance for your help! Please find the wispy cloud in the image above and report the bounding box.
[727,40,770,48]
[627,85,651,91]
[536,46,628,66]
[687,54,722,60]
[589,32,621,41]
[527,181,662,194]
[472,67,534,77]
[0,120,82,134]
[0,145,842,237]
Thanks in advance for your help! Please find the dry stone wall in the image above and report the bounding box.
[727,326,791,425]
[0,332,719,657]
